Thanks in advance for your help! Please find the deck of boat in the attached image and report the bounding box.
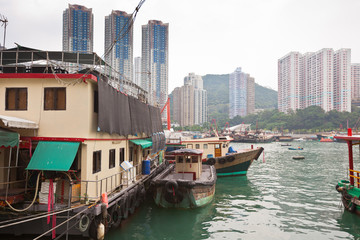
[164,164,212,182]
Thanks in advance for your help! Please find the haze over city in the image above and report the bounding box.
[2,0,360,92]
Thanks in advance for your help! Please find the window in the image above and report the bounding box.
[6,88,27,110]
[94,90,98,113]
[109,149,115,169]
[44,88,66,110]
[119,148,125,165]
[93,151,101,174]
[195,144,200,149]
[187,144,193,149]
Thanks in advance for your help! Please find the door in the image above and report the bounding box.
[214,144,222,157]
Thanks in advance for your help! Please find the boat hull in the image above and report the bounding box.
[336,180,360,215]
[206,147,264,177]
[151,165,217,208]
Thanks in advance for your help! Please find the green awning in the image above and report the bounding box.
[0,128,19,147]
[130,139,152,149]
[26,141,80,171]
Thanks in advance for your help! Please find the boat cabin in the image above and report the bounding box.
[171,149,203,180]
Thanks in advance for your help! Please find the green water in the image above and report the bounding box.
[106,141,360,240]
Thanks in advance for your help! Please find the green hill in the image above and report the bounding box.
[202,74,277,122]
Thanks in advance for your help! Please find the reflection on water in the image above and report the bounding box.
[106,142,360,240]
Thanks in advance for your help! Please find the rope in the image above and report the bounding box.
[5,172,41,212]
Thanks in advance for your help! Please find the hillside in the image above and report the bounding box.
[202,74,277,121]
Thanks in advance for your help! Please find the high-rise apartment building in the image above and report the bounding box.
[105,11,133,82]
[278,48,351,113]
[134,57,141,86]
[171,73,208,127]
[63,4,93,53]
[351,63,360,101]
[141,20,169,106]
[229,67,255,118]
[333,49,351,112]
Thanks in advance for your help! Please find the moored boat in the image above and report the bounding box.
[151,149,216,208]
[335,130,360,215]
[165,134,264,177]
[288,147,303,150]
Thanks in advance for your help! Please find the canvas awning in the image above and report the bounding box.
[26,141,80,171]
[130,139,153,149]
[0,115,39,129]
[0,128,19,147]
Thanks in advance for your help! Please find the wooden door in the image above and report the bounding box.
[214,144,222,157]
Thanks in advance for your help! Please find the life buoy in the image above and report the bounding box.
[227,156,235,162]
[78,214,90,232]
[207,158,216,165]
[110,205,122,228]
[165,180,178,194]
[218,158,226,164]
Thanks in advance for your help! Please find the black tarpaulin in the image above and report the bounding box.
[149,105,163,133]
[129,96,151,135]
[98,79,132,136]
[98,79,164,137]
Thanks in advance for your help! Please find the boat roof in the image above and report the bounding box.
[181,136,232,143]
[168,148,203,156]
[334,135,360,141]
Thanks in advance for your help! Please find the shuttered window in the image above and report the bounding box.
[44,88,66,110]
[5,88,27,110]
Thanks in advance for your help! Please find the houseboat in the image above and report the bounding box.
[166,133,263,177]
[151,149,216,208]
[335,130,360,215]
[0,46,166,239]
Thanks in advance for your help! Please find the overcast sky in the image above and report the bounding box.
[2,0,360,92]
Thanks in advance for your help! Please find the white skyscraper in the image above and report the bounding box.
[278,48,351,113]
[229,67,255,118]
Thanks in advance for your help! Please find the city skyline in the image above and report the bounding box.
[2,0,360,93]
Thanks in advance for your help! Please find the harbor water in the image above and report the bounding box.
[106,141,360,240]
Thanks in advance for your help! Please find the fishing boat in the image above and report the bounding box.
[292,156,305,160]
[165,133,264,177]
[288,147,303,150]
[151,149,216,208]
[334,130,360,215]
[0,47,166,239]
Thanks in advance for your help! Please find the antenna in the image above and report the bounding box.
[0,14,8,49]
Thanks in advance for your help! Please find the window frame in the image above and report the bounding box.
[119,148,125,165]
[109,149,115,169]
[93,150,101,174]
[44,87,66,110]
[5,88,28,110]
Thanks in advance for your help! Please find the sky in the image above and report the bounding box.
[1,0,360,93]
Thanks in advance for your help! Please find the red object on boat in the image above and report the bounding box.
[320,138,333,142]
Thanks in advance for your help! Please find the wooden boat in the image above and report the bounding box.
[288,147,303,150]
[0,47,166,239]
[292,156,305,160]
[151,149,216,208]
[334,130,360,215]
[166,135,263,177]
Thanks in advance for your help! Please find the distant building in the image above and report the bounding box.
[141,20,169,107]
[105,10,133,82]
[134,57,141,86]
[63,4,93,53]
[351,63,360,102]
[278,48,351,113]
[229,67,255,118]
[171,73,208,127]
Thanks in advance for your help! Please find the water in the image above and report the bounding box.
[106,141,360,240]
